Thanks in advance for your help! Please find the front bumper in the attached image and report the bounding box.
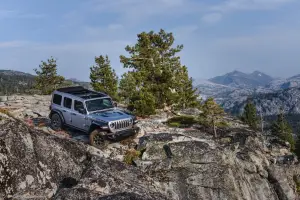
[106,126,140,140]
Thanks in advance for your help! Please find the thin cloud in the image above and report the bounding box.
[84,0,205,25]
[108,24,123,30]
[211,0,295,12]
[0,10,15,19]
[201,13,223,23]
[0,9,45,19]
[0,41,30,48]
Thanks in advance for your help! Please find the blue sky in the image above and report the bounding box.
[0,0,300,81]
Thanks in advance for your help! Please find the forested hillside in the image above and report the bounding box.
[0,70,35,95]
[0,70,90,95]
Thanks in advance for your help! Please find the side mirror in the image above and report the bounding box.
[78,108,86,114]
[113,102,118,107]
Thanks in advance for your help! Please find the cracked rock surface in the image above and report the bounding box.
[1,95,300,199]
[0,120,167,200]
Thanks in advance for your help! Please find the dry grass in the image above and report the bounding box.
[0,108,10,115]
[0,108,15,119]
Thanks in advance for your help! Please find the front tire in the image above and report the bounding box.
[51,113,63,131]
[89,129,109,148]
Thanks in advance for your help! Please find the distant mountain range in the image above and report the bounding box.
[0,70,91,95]
[195,70,300,95]
[194,70,300,132]
[208,70,274,89]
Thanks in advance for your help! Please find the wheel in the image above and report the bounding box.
[51,113,63,131]
[89,129,109,148]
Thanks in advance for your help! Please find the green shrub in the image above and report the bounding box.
[216,121,230,128]
[168,122,181,127]
[293,175,300,193]
[0,108,10,115]
[124,149,142,165]
[167,115,197,127]
[220,137,232,144]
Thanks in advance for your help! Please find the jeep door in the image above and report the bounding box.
[62,96,73,125]
[72,100,90,132]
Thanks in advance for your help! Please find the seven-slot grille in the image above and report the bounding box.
[109,119,132,130]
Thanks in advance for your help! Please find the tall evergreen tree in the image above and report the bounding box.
[200,97,225,138]
[241,100,259,130]
[119,29,198,115]
[271,108,295,151]
[33,56,65,95]
[118,72,136,104]
[174,66,200,109]
[90,55,118,100]
[127,88,156,117]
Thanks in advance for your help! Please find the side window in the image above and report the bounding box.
[53,94,62,105]
[103,98,111,106]
[63,97,72,109]
[74,100,84,112]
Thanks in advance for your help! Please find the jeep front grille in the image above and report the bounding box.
[109,119,132,130]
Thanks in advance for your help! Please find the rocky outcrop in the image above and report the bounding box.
[135,128,299,200]
[0,95,51,119]
[1,95,300,199]
[0,119,167,200]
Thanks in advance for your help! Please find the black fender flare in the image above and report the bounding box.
[88,122,108,134]
[49,109,65,124]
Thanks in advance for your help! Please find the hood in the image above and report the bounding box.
[88,108,133,122]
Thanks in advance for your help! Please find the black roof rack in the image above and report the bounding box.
[56,86,108,99]
[57,86,85,93]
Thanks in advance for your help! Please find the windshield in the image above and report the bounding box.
[85,98,114,112]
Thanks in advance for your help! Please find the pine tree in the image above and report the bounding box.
[119,29,198,115]
[118,72,136,104]
[200,97,225,138]
[295,135,300,157]
[241,100,259,130]
[174,66,200,109]
[90,55,118,100]
[271,108,295,151]
[33,56,65,95]
[127,89,156,117]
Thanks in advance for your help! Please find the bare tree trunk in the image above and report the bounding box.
[213,119,217,138]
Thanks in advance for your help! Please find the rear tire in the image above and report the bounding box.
[89,129,109,148]
[51,113,63,131]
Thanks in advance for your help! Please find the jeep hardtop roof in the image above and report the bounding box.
[56,86,109,100]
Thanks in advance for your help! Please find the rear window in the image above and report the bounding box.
[53,94,62,105]
[63,97,72,109]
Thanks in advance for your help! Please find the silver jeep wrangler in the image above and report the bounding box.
[49,86,139,147]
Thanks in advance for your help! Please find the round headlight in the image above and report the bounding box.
[110,123,115,128]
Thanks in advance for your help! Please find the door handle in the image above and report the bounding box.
[71,113,77,116]
[62,110,66,112]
